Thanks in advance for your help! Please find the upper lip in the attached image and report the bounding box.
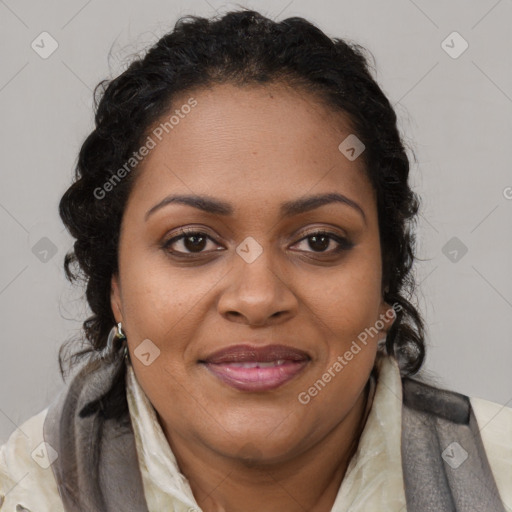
[201,344,311,364]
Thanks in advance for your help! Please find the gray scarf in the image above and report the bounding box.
[43,356,506,511]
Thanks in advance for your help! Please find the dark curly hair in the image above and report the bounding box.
[58,8,425,415]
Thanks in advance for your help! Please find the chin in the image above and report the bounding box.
[205,425,306,465]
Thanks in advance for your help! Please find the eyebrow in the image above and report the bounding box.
[144,192,367,224]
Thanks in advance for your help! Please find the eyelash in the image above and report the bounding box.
[161,228,354,258]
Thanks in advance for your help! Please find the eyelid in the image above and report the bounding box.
[294,226,347,240]
[162,227,223,249]
[291,229,354,251]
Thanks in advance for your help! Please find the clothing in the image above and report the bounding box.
[0,354,511,511]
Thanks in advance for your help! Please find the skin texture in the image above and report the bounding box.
[111,82,395,512]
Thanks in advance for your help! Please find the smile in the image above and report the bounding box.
[200,343,311,391]
[202,359,309,392]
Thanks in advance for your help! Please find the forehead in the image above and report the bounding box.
[126,82,376,218]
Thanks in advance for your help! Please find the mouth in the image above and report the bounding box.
[199,344,311,392]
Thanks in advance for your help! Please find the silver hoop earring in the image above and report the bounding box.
[103,322,128,360]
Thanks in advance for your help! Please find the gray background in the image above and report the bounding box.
[1,0,511,443]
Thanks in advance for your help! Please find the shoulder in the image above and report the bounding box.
[0,407,64,511]
[471,395,512,437]
[402,375,512,508]
[402,375,512,453]
[470,395,512,509]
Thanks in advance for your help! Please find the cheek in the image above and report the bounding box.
[300,253,382,335]
[119,247,224,354]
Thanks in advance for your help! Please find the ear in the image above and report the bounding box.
[110,273,123,324]
[378,298,397,335]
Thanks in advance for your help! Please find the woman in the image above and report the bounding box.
[1,9,510,512]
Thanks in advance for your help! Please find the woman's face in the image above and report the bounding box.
[111,82,393,463]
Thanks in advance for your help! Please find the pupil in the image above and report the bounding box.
[309,235,329,252]
[185,234,206,252]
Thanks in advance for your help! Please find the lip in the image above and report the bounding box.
[200,344,311,392]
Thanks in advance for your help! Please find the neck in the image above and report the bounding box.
[162,376,376,512]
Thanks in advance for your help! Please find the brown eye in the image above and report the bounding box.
[162,230,221,255]
[292,230,354,254]
[308,233,330,252]
[181,233,208,252]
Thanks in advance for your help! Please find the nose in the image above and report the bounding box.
[217,250,299,326]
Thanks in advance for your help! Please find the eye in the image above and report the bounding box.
[161,228,354,259]
[291,230,354,254]
[162,229,223,256]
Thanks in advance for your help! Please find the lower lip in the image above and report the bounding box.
[202,360,309,392]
